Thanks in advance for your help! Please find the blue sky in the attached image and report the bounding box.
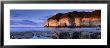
[10,10,95,27]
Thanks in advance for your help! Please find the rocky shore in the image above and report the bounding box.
[10,31,101,39]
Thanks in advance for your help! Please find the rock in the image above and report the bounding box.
[90,32,101,39]
[59,32,71,39]
[72,32,81,39]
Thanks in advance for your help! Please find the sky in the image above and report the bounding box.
[10,10,95,27]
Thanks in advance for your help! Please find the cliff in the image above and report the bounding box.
[44,10,101,28]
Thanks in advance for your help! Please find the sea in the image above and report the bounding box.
[10,27,101,32]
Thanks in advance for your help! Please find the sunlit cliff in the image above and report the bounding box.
[44,10,101,27]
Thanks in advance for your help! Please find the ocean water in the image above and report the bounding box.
[10,27,101,32]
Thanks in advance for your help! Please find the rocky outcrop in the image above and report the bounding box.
[44,10,101,27]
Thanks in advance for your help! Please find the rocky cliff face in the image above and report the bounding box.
[44,10,101,27]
